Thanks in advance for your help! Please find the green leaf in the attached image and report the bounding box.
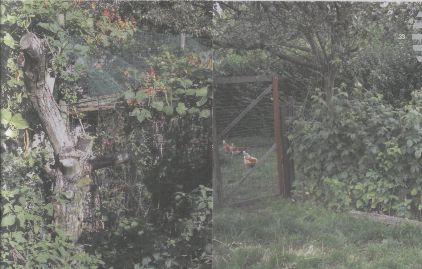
[176,102,187,115]
[163,106,174,116]
[1,214,16,227]
[13,232,26,243]
[185,88,196,96]
[38,22,61,34]
[174,88,186,95]
[73,44,89,54]
[151,101,164,111]
[196,96,208,107]
[410,188,418,196]
[136,109,151,123]
[45,203,53,217]
[1,108,12,125]
[3,32,16,48]
[5,128,18,138]
[188,107,200,114]
[63,191,74,200]
[415,149,422,159]
[142,257,152,266]
[76,176,92,188]
[199,109,210,118]
[10,113,29,129]
[180,79,193,88]
[195,87,208,97]
[130,108,141,117]
[124,90,135,100]
[135,91,148,101]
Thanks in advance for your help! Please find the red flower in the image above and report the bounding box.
[145,87,155,96]
[103,9,111,20]
[148,67,156,78]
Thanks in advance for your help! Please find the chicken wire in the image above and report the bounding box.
[214,82,280,204]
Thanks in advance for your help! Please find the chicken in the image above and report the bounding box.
[223,140,232,153]
[223,140,249,157]
[230,144,248,155]
[243,151,257,168]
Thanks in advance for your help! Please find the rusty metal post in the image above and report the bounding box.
[272,75,288,197]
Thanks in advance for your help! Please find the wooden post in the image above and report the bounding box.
[287,96,295,187]
[180,33,186,51]
[281,97,294,194]
[212,90,223,205]
[272,75,288,197]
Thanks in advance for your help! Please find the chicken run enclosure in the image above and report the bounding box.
[213,75,295,205]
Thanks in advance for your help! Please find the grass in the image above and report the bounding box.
[219,136,278,204]
[213,199,422,269]
[214,136,422,269]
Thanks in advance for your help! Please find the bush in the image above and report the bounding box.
[0,152,103,268]
[84,49,212,268]
[291,86,422,218]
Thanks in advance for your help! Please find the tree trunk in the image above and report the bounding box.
[20,32,118,240]
[20,32,91,240]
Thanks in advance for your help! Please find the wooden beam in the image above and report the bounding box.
[350,210,422,228]
[60,94,125,115]
[272,75,288,197]
[214,75,272,84]
[212,90,223,205]
[281,96,295,192]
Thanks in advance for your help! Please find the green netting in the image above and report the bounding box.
[84,31,210,97]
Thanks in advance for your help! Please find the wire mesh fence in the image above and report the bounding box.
[214,80,280,205]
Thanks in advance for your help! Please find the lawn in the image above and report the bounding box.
[214,136,422,269]
[219,135,279,204]
[213,198,422,269]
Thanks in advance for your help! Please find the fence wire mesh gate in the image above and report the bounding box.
[213,75,293,205]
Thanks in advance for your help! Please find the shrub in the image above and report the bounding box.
[0,152,103,268]
[291,86,422,218]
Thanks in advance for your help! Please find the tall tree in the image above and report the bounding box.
[214,2,374,107]
[1,1,135,240]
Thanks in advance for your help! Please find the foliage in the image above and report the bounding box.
[1,0,135,124]
[1,1,211,268]
[1,151,103,268]
[124,50,210,122]
[214,3,422,105]
[214,49,269,77]
[291,87,422,218]
[343,21,422,105]
[90,49,213,268]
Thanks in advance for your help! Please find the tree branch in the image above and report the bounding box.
[89,153,131,171]
[269,47,320,72]
[20,32,79,174]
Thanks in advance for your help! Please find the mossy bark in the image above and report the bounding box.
[20,32,92,241]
